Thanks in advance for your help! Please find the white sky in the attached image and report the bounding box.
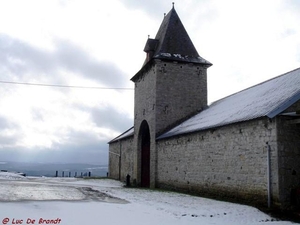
[0,0,299,164]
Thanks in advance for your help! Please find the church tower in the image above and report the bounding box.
[131,5,212,187]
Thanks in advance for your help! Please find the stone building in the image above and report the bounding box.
[108,6,300,209]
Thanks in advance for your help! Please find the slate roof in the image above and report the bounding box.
[108,127,134,144]
[131,6,211,82]
[158,67,300,139]
[151,6,211,65]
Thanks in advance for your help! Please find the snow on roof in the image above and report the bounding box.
[154,52,212,64]
[159,67,300,139]
[108,127,134,143]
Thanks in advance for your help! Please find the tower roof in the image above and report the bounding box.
[146,6,211,65]
[131,6,212,82]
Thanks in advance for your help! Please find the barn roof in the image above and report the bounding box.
[158,67,300,139]
[108,127,134,144]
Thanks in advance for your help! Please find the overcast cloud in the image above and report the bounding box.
[0,35,127,86]
[0,0,299,165]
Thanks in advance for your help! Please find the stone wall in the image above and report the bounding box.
[133,62,157,187]
[277,101,300,208]
[108,136,134,182]
[133,59,208,136]
[132,59,208,186]
[155,60,208,135]
[156,117,279,207]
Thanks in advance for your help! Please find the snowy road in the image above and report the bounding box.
[0,172,298,225]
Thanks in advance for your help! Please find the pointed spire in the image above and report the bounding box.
[140,6,212,67]
[149,7,211,65]
[132,6,212,81]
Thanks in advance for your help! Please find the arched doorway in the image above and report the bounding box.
[139,120,150,187]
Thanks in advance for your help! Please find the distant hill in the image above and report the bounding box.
[0,161,108,177]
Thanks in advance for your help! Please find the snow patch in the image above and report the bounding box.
[0,174,297,225]
[160,52,172,57]
[0,172,27,180]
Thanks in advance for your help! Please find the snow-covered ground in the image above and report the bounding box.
[0,172,298,225]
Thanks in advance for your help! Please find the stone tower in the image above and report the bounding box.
[131,5,212,187]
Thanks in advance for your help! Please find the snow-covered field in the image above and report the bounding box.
[0,172,298,225]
